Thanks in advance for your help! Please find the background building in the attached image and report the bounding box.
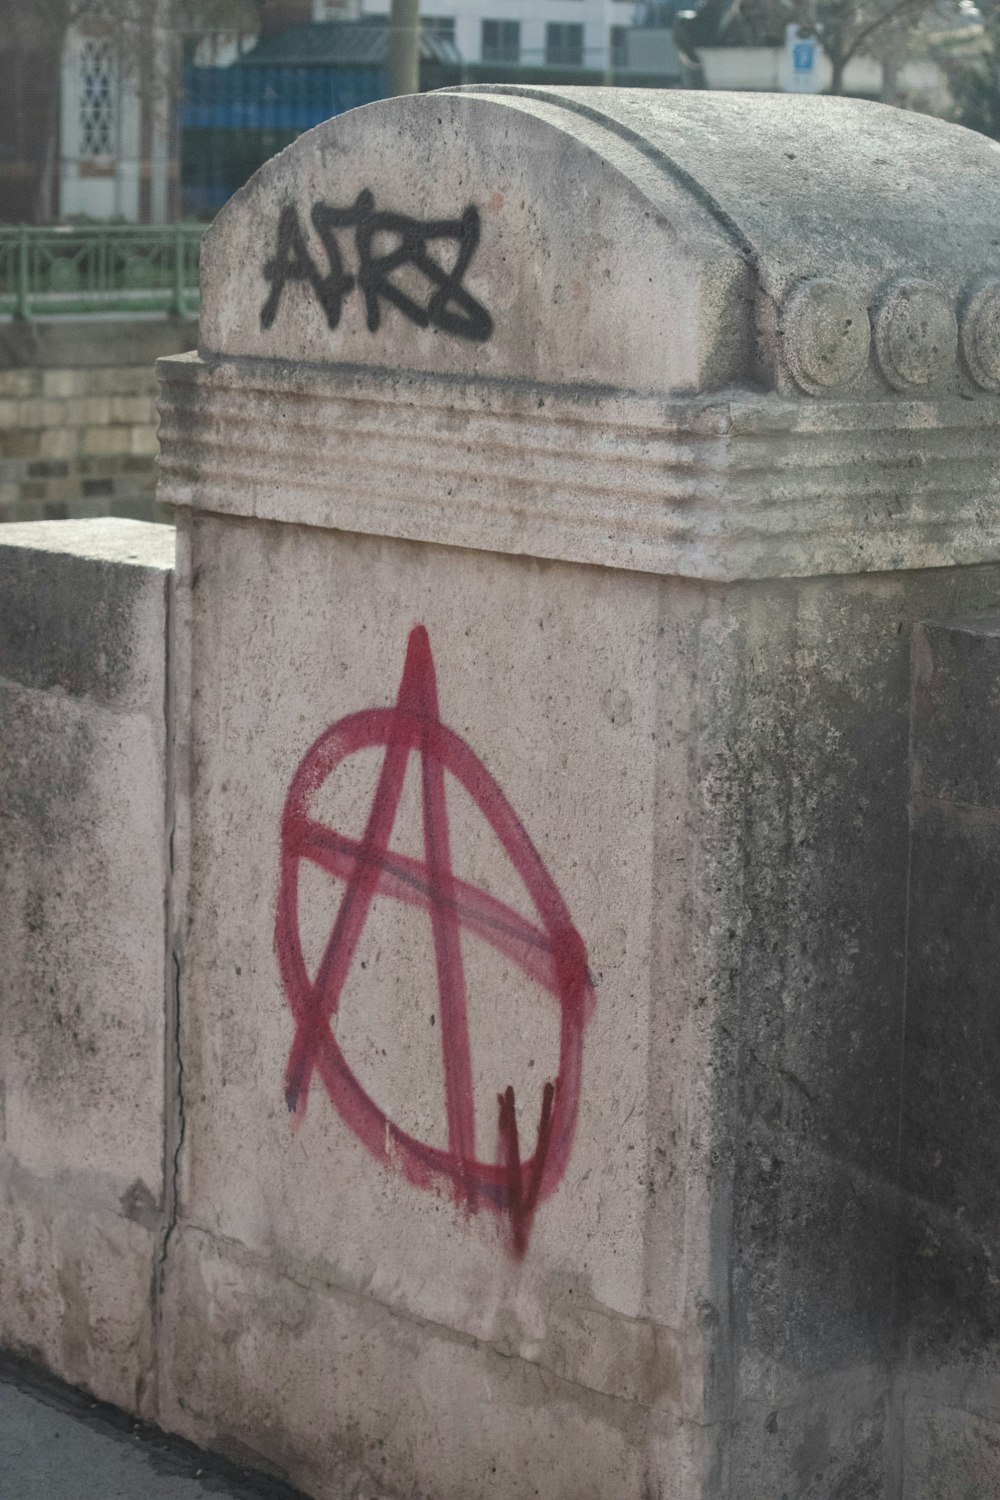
[59,25,175,223]
[311,0,678,77]
[179,0,681,214]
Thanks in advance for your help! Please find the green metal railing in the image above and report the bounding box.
[0,224,205,319]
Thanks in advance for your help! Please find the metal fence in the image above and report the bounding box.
[0,224,204,319]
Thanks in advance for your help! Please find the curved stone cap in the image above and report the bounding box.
[199,87,1000,399]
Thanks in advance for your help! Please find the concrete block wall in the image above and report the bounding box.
[0,518,175,1416]
[0,320,197,526]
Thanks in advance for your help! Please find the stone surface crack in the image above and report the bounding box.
[159,948,185,1291]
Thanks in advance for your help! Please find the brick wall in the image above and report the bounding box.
[0,319,198,525]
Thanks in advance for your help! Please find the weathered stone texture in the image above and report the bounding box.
[900,1397,1000,1500]
[0,518,174,1411]
[160,1223,662,1500]
[703,568,1000,1498]
[0,1164,157,1415]
[160,514,705,1496]
[160,519,1000,1500]
[895,614,1000,1482]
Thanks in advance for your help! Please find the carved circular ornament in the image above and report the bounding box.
[960,279,1000,392]
[873,279,957,391]
[781,279,871,395]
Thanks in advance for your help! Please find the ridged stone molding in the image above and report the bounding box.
[156,351,1000,582]
[780,278,871,395]
[873,278,958,391]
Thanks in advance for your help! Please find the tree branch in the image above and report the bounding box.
[838,0,927,63]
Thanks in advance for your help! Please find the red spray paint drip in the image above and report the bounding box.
[275,625,595,1257]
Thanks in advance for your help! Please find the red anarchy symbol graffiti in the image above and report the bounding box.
[275,626,595,1256]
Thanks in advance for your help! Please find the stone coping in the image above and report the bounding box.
[0,516,175,569]
[197,89,1000,402]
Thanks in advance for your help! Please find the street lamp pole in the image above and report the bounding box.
[389,0,420,96]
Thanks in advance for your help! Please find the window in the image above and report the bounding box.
[421,16,456,43]
[545,22,583,66]
[610,24,629,68]
[78,38,116,160]
[481,19,520,64]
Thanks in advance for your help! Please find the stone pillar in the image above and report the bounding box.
[155,89,1000,1499]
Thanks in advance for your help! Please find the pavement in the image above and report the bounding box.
[0,1354,309,1500]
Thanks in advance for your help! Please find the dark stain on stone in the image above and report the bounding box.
[0,546,158,708]
[119,1178,160,1230]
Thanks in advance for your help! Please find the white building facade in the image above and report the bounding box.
[59,24,173,222]
[314,0,647,74]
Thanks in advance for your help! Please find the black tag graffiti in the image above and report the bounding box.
[260,190,493,343]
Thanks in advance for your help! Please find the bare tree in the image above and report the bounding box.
[795,0,935,95]
[0,0,73,220]
[676,0,973,96]
[0,0,253,222]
